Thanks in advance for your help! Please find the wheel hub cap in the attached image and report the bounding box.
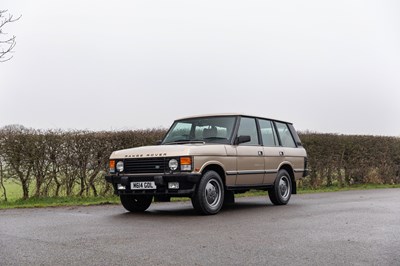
[279,176,290,199]
[205,180,220,207]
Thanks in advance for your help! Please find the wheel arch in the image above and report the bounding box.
[279,164,297,194]
[201,163,226,188]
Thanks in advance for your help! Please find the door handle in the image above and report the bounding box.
[279,151,284,156]
[258,151,263,156]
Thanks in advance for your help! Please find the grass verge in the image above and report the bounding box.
[0,196,120,209]
[1,184,400,209]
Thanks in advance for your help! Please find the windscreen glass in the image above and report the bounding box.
[163,116,236,144]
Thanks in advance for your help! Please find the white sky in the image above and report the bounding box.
[1,0,400,136]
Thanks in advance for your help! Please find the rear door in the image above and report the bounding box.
[258,119,282,184]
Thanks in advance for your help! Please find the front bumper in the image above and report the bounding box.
[105,173,202,197]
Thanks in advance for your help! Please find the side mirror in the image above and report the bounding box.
[235,135,251,145]
[155,140,162,145]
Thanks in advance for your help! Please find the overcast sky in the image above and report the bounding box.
[1,0,400,136]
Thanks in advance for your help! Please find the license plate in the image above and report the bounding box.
[131,181,157,190]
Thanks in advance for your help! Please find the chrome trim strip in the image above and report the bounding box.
[265,170,278,174]
[226,170,278,176]
[226,171,237,175]
[237,170,265,175]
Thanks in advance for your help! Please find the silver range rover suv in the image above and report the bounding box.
[105,114,308,215]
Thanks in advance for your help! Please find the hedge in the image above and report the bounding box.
[0,125,399,201]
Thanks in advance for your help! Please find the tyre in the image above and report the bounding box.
[191,171,224,215]
[120,194,153,212]
[268,169,292,205]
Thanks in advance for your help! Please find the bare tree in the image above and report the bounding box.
[45,131,63,196]
[0,157,7,201]
[86,132,110,197]
[0,130,8,201]
[0,10,21,62]
[59,132,80,197]
[31,130,52,197]
[1,125,34,200]
[72,132,92,197]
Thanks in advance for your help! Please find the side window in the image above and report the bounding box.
[259,119,277,147]
[237,117,259,145]
[275,122,296,148]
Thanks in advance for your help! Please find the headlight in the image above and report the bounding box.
[116,161,124,172]
[168,159,178,171]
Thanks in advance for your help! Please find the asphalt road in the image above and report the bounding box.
[1,189,399,266]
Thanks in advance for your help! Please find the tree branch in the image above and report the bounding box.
[0,10,21,62]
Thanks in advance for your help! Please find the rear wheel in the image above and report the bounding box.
[120,194,153,212]
[192,171,224,215]
[268,169,292,205]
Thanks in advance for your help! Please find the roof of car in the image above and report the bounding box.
[176,113,292,124]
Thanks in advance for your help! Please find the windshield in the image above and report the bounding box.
[162,116,237,144]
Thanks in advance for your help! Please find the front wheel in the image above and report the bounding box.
[120,194,153,212]
[191,171,224,215]
[268,169,292,205]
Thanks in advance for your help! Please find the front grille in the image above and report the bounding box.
[124,158,167,174]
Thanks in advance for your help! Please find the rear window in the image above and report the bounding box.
[275,122,296,148]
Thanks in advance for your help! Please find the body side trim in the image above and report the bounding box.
[226,170,278,176]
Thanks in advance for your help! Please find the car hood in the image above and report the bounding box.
[110,144,228,159]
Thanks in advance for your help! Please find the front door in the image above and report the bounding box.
[235,117,264,185]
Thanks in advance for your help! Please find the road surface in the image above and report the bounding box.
[1,189,399,265]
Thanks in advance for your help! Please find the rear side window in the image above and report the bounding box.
[237,117,259,145]
[258,119,277,147]
[275,122,296,148]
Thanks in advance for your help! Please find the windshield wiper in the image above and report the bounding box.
[163,140,205,145]
[203,137,227,140]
